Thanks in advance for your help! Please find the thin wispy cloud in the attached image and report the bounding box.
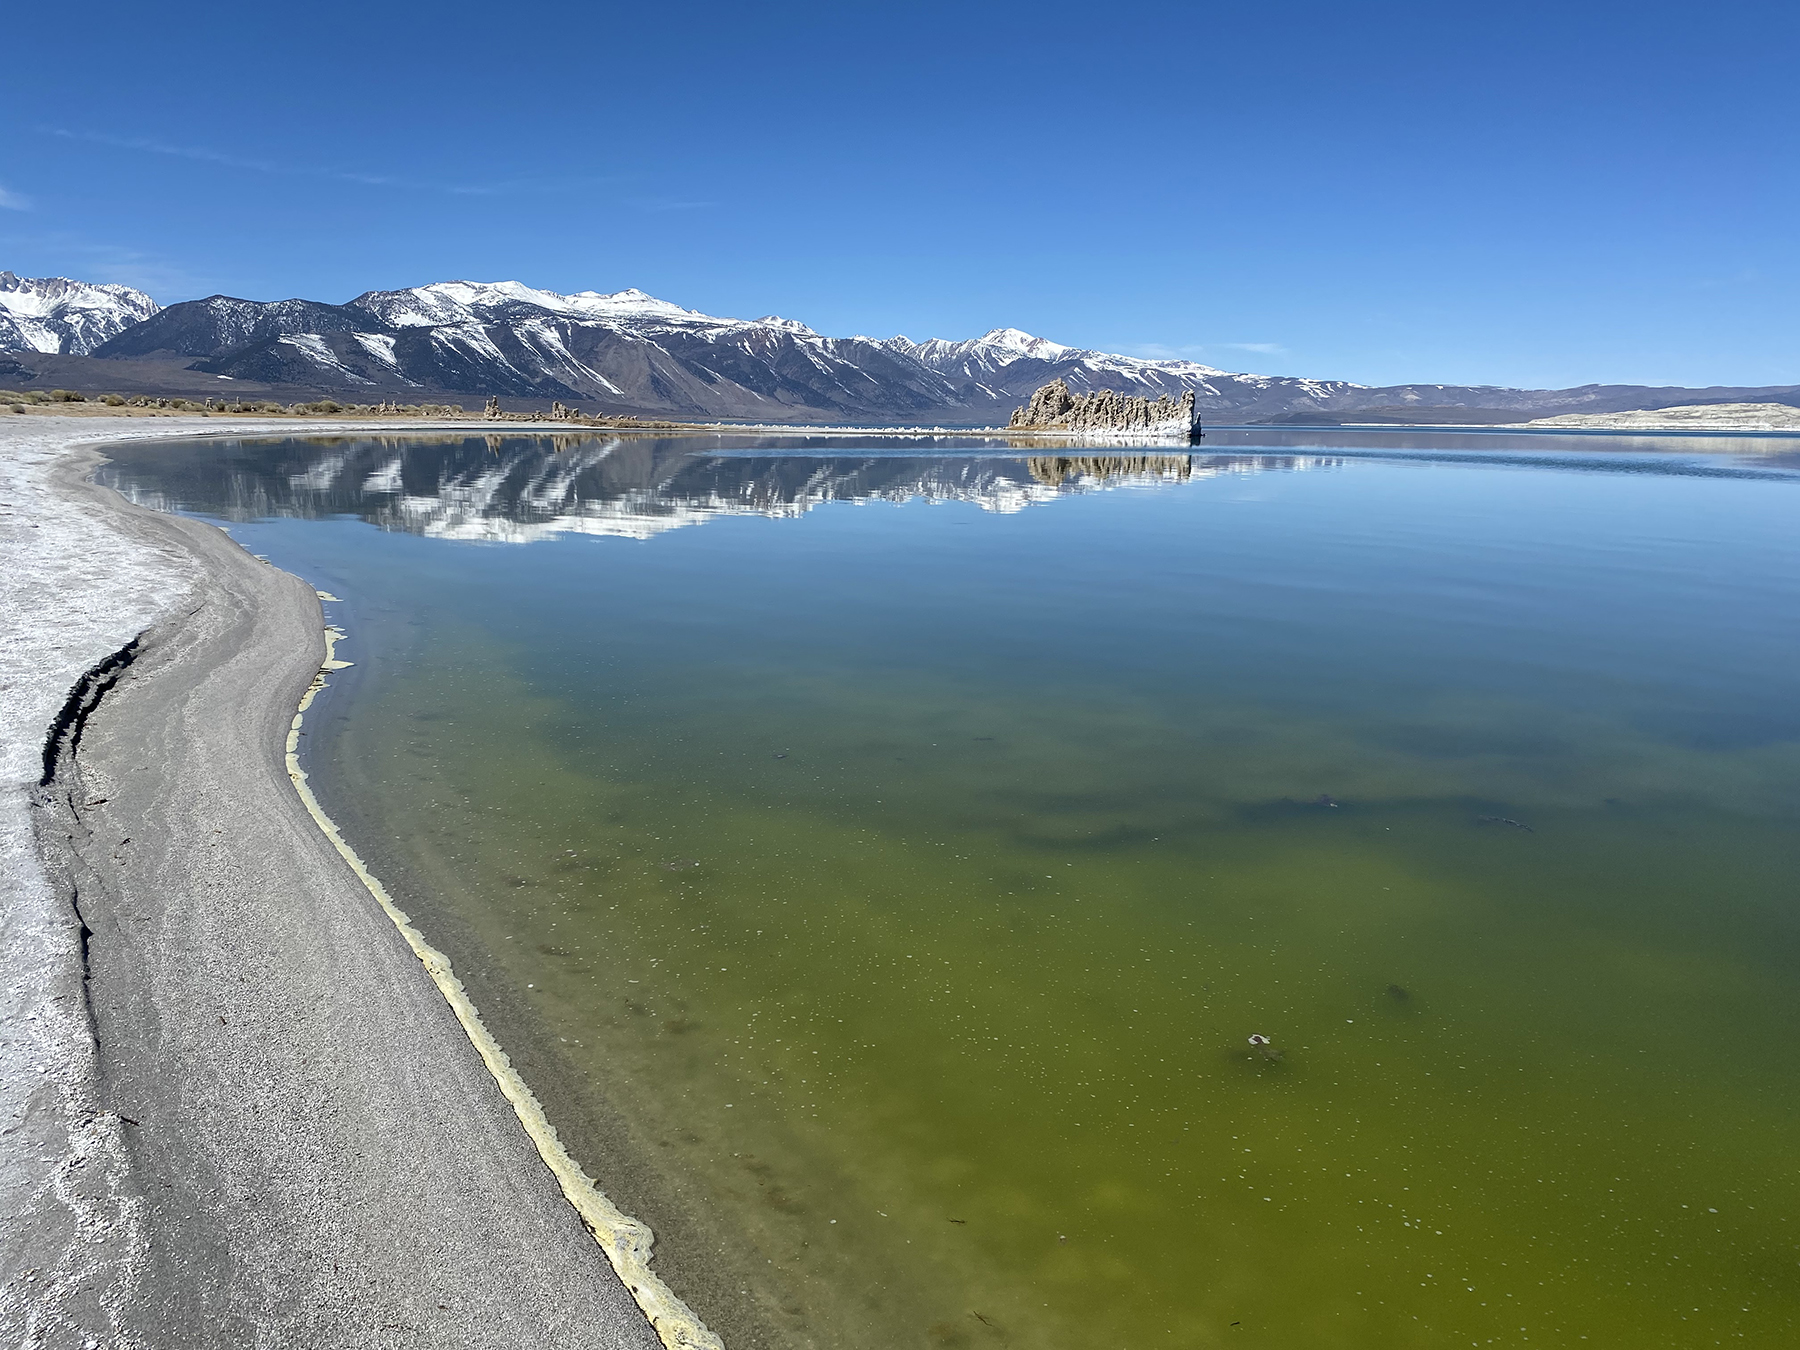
[0,230,217,298]
[44,127,283,172]
[625,196,716,213]
[75,250,215,298]
[1122,340,1288,362]
[40,126,672,206]
[43,126,438,189]
[0,185,31,211]
[449,173,628,198]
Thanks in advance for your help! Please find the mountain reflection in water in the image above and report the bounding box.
[101,433,1336,542]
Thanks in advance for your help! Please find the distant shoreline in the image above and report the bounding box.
[12,399,1800,438]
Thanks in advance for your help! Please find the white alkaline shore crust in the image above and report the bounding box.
[0,419,696,1349]
[1521,402,1800,431]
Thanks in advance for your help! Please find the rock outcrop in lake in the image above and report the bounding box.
[1008,379,1200,441]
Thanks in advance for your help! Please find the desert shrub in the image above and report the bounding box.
[102,394,126,406]
[50,389,85,402]
[10,404,24,414]
[0,389,22,401]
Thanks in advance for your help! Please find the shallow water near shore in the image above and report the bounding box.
[103,429,1800,1348]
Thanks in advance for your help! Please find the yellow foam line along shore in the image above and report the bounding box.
[286,600,725,1350]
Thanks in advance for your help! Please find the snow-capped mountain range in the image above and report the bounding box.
[0,272,160,354]
[83,277,1371,421]
[8,273,1797,423]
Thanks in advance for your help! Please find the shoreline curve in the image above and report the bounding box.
[286,623,723,1350]
[2,417,697,1348]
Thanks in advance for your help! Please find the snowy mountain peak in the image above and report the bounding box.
[349,280,844,341]
[582,286,688,313]
[978,327,1075,361]
[554,287,710,321]
[753,315,817,335]
[0,271,160,354]
[350,280,711,328]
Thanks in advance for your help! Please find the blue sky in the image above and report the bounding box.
[3,0,1795,390]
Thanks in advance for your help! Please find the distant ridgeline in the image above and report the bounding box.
[1009,379,1201,441]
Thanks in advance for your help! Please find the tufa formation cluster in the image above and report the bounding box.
[1009,379,1200,440]
[484,395,587,422]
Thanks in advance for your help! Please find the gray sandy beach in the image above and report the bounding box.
[1,418,677,1349]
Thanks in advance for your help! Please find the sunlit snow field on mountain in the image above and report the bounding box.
[102,430,1800,1350]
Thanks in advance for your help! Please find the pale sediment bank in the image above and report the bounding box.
[1518,401,1800,432]
[0,419,692,1348]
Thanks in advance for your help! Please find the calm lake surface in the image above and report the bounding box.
[102,429,1800,1349]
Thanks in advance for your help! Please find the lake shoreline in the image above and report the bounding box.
[2,419,679,1349]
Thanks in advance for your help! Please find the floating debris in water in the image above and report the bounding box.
[1248,1034,1284,1062]
[1314,794,1340,807]
[1387,983,1412,1001]
[664,859,700,870]
[1477,815,1534,832]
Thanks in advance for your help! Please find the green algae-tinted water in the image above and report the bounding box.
[102,431,1800,1348]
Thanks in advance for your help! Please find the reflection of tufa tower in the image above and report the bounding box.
[1026,455,1194,487]
[1009,379,1201,441]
